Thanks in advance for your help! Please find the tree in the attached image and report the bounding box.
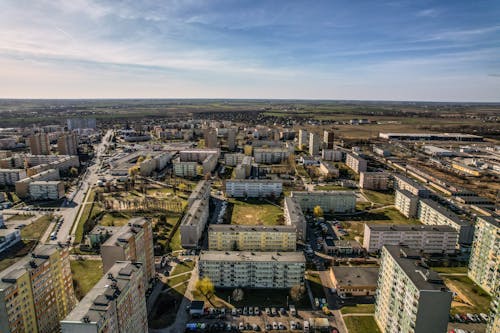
[69,167,79,177]
[313,205,324,218]
[290,285,306,303]
[195,277,215,306]
[232,288,244,302]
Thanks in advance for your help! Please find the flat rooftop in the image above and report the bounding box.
[384,245,448,291]
[200,251,305,263]
[331,266,379,287]
[367,224,456,232]
[208,224,296,233]
[420,199,470,226]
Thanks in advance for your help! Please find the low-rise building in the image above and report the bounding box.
[363,224,458,253]
[394,189,419,218]
[199,251,306,288]
[208,225,296,251]
[0,245,76,333]
[290,191,356,213]
[225,179,282,198]
[329,266,379,297]
[468,216,499,295]
[418,199,474,244]
[359,172,390,190]
[393,174,430,198]
[100,218,155,286]
[345,152,367,174]
[60,261,148,333]
[451,161,481,177]
[375,246,452,333]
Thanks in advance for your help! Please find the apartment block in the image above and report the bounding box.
[318,161,339,179]
[204,129,218,148]
[290,191,356,213]
[224,153,245,166]
[359,172,390,190]
[0,229,21,254]
[61,261,148,333]
[100,218,155,286]
[298,129,308,149]
[363,224,458,253]
[227,128,236,151]
[208,225,296,251]
[394,189,419,218]
[29,133,50,155]
[15,168,60,198]
[0,169,27,186]
[173,158,198,177]
[180,180,211,248]
[468,216,499,295]
[321,149,343,161]
[67,117,96,130]
[375,246,452,333]
[57,133,78,155]
[29,180,65,200]
[309,132,320,156]
[393,174,430,198]
[418,199,474,244]
[0,245,76,333]
[487,285,499,333]
[323,130,335,149]
[253,147,291,164]
[199,251,306,288]
[225,179,283,198]
[345,152,367,174]
[284,197,307,241]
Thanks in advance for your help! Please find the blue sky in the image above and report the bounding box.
[0,0,499,101]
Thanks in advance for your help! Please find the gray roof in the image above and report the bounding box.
[384,245,448,291]
[331,267,379,287]
[200,251,305,263]
[366,224,456,232]
[419,199,470,226]
[477,215,500,229]
[208,224,296,233]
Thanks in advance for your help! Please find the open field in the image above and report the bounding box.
[20,215,52,240]
[443,276,491,315]
[70,259,103,300]
[229,199,283,226]
[341,303,375,314]
[361,190,394,206]
[343,316,381,333]
[99,211,131,226]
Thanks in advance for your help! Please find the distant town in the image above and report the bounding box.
[0,99,498,333]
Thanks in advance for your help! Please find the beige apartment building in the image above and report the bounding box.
[394,189,419,218]
[61,261,148,333]
[208,225,296,251]
[57,133,78,155]
[375,246,452,333]
[199,251,306,288]
[100,218,155,286]
[468,216,499,295]
[0,245,76,333]
[359,172,390,190]
[345,152,367,174]
[29,133,50,155]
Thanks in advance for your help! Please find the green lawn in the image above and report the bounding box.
[443,275,491,314]
[7,214,34,221]
[341,303,375,314]
[70,259,103,300]
[20,215,52,240]
[74,190,103,244]
[99,211,131,226]
[343,316,381,333]
[315,184,350,191]
[230,199,283,225]
[361,190,394,205]
[433,266,468,274]
[170,261,195,276]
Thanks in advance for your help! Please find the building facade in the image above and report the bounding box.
[359,172,390,190]
[60,261,148,333]
[375,246,452,333]
[309,132,320,156]
[29,180,65,200]
[345,152,367,174]
[394,189,419,218]
[363,224,458,254]
[290,191,356,213]
[199,251,305,288]
[253,147,291,164]
[225,180,283,198]
[57,133,78,155]
[393,174,430,198]
[468,216,499,295]
[323,130,334,149]
[208,225,296,251]
[29,133,50,155]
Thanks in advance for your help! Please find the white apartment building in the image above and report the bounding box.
[181,180,211,248]
[298,129,308,149]
[309,132,320,156]
[253,147,291,164]
[290,191,356,213]
[199,251,306,288]
[375,246,452,333]
[172,158,198,177]
[393,174,430,198]
[359,172,390,190]
[61,262,148,333]
[363,224,458,253]
[418,199,474,244]
[0,169,26,186]
[345,152,367,174]
[208,225,296,251]
[29,180,65,200]
[468,216,500,295]
[284,197,307,241]
[0,228,21,254]
[225,180,282,198]
[394,189,419,218]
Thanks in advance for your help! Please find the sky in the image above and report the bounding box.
[0,0,499,101]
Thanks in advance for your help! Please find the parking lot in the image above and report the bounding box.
[186,305,339,332]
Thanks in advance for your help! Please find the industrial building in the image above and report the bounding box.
[363,224,458,253]
[199,251,306,288]
[375,246,452,333]
[379,132,483,142]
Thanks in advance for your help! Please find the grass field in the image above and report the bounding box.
[341,303,375,314]
[230,199,283,225]
[20,215,52,240]
[443,276,491,315]
[361,190,394,205]
[315,184,350,191]
[433,266,468,274]
[74,190,103,244]
[7,214,34,221]
[70,259,103,300]
[343,316,381,333]
[99,211,131,226]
